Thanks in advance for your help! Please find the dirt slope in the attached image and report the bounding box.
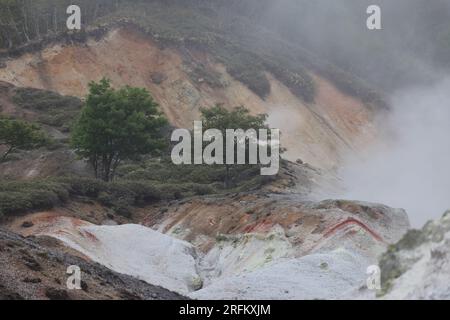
[0,26,377,170]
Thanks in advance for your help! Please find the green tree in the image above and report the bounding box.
[72,78,168,182]
[200,105,269,188]
[0,117,46,161]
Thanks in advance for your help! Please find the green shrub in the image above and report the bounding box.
[13,88,81,111]
[110,198,133,218]
[0,180,69,217]
[97,191,115,207]
[0,157,273,218]
[61,177,105,198]
[61,176,218,211]
[12,88,83,128]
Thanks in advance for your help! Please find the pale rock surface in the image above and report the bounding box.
[17,198,410,299]
[380,210,450,300]
[33,218,200,295]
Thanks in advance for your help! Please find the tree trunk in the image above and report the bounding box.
[35,15,41,39]
[53,7,58,33]
[7,7,21,44]
[110,156,121,182]
[21,5,30,42]
[1,146,14,162]
[91,157,99,179]
[225,165,230,189]
[101,155,113,182]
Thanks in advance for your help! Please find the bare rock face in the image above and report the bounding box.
[0,228,186,300]
[35,221,201,295]
[143,194,409,299]
[379,210,450,300]
[9,193,409,300]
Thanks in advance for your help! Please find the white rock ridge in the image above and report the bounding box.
[34,218,200,295]
[21,199,410,299]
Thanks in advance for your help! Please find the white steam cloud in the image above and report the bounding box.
[337,78,450,227]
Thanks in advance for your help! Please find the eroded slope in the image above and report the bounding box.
[0,26,377,170]
[8,191,409,299]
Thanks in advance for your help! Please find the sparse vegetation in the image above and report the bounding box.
[0,179,69,219]
[1,83,274,220]
[61,176,217,217]
[1,1,393,105]
[200,105,270,188]
[96,2,317,102]
[0,117,47,161]
[13,87,83,129]
[184,61,224,88]
[118,157,273,191]
[0,0,117,50]
[0,160,272,219]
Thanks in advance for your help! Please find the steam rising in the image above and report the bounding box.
[246,0,450,227]
[338,79,450,227]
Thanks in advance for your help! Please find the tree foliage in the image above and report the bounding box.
[72,78,168,182]
[201,105,268,135]
[0,117,47,161]
[0,0,122,49]
[200,105,268,188]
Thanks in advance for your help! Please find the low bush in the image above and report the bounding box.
[0,180,69,218]
[0,158,273,219]
[61,176,219,216]
[13,88,83,128]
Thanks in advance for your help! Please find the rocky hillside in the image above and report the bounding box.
[1,149,411,299]
[0,25,378,170]
[0,81,87,179]
[379,211,450,299]
[6,193,409,300]
[0,0,426,301]
[0,0,388,171]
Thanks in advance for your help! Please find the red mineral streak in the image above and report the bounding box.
[242,219,273,233]
[323,218,384,243]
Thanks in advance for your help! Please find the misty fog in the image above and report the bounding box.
[245,0,450,227]
[267,0,450,91]
[337,78,450,227]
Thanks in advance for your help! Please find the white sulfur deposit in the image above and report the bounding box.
[39,221,201,295]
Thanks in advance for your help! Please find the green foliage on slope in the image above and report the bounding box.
[97,1,317,102]
[72,79,168,182]
[0,117,47,161]
[13,87,83,130]
[0,160,271,219]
